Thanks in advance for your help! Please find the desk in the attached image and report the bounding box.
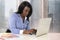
[0,33,60,40]
[47,33,60,40]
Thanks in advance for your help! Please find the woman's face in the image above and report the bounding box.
[22,6,30,17]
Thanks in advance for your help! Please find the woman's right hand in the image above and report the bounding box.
[23,29,37,34]
[23,30,32,34]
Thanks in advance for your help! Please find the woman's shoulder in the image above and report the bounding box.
[9,12,18,19]
[11,12,17,16]
[10,12,18,18]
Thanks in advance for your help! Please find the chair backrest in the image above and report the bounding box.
[6,29,11,33]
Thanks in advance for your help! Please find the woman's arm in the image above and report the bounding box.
[8,14,20,34]
[23,20,37,34]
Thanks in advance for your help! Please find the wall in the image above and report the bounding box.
[30,0,48,29]
[48,0,60,33]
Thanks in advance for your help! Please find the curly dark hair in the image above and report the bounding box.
[16,1,33,21]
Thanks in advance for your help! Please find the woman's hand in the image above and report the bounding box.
[23,29,37,34]
[23,30,31,34]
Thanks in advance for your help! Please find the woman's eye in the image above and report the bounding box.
[25,10,28,12]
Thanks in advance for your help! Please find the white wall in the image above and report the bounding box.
[0,0,7,32]
[0,0,18,32]
[30,0,48,29]
[5,0,17,18]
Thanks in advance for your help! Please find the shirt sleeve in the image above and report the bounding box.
[8,14,20,34]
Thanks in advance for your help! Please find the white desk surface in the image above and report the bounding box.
[0,33,60,40]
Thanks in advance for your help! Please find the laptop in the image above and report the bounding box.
[35,18,52,37]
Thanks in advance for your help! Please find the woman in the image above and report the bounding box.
[8,1,36,34]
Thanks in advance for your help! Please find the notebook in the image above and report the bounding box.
[35,18,52,37]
